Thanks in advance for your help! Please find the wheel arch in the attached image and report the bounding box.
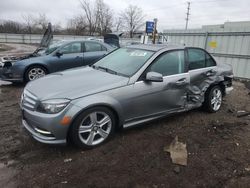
[23,63,49,80]
[68,103,123,134]
[205,81,226,97]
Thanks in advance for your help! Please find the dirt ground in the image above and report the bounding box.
[0,44,14,52]
[0,43,36,57]
[0,80,249,188]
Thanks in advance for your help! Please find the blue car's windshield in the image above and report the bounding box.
[94,48,154,77]
[45,41,65,55]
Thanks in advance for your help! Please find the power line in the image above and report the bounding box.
[185,2,191,30]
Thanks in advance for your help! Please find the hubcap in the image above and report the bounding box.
[28,68,46,80]
[78,111,112,146]
[211,88,222,111]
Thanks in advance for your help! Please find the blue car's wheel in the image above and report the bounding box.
[25,66,47,82]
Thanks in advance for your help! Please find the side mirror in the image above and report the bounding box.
[145,72,163,82]
[55,51,63,57]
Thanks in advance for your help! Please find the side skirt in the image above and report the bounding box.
[123,108,187,128]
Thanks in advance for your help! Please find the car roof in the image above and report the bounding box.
[125,44,185,52]
[51,39,105,45]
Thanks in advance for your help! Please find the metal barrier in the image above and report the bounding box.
[164,31,250,79]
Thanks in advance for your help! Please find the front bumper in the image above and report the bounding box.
[21,103,81,145]
[0,66,24,82]
[22,119,67,144]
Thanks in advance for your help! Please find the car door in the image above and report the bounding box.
[50,42,84,72]
[187,48,217,103]
[126,50,190,121]
[83,41,108,65]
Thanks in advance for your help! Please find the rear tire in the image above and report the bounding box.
[203,85,222,113]
[24,65,47,82]
[69,107,115,149]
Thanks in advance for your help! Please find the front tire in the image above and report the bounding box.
[24,66,47,82]
[203,85,223,113]
[69,107,115,149]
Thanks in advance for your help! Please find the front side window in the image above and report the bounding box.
[60,42,82,54]
[94,48,154,76]
[45,41,65,54]
[85,42,106,52]
[148,50,185,76]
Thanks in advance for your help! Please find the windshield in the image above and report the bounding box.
[45,41,65,54]
[94,48,154,77]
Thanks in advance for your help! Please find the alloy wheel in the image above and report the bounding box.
[28,67,46,81]
[78,111,112,146]
[211,88,222,111]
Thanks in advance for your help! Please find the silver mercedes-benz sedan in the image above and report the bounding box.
[21,44,233,148]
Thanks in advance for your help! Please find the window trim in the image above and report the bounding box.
[138,49,187,81]
[186,47,217,71]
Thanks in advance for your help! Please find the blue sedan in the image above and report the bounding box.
[0,40,115,82]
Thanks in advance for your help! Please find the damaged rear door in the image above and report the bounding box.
[187,47,217,107]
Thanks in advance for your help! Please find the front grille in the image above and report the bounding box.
[22,90,38,110]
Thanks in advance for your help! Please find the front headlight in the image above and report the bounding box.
[37,99,70,114]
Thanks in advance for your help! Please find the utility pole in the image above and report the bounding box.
[152,18,158,44]
[185,2,190,30]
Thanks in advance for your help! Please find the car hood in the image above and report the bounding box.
[25,66,129,100]
[14,55,48,66]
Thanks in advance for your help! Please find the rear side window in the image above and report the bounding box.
[205,53,216,67]
[149,50,185,76]
[188,48,216,70]
[85,42,106,52]
[188,49,206,70]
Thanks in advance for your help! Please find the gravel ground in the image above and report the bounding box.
[0,81,249,188]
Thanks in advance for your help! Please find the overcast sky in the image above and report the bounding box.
[0,0,249,31]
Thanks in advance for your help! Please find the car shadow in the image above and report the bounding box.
[0,81,25,89]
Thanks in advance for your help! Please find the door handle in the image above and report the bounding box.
[75,56,80,59]
[205,69,216,76]
[175,78,188,85]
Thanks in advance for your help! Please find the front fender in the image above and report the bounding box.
[71,94,124,127]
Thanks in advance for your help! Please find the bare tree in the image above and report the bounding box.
[53,22,63,34]
[22,14,35,34]
[67,15,88,35]
[79,0,113,36]
[95,0,113,35]
[0,20,23,33]
[79,0,97,35]
[22,13,50,34]
[114,17,123,32]
[120,5,145,38]
[33,13,49,30]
